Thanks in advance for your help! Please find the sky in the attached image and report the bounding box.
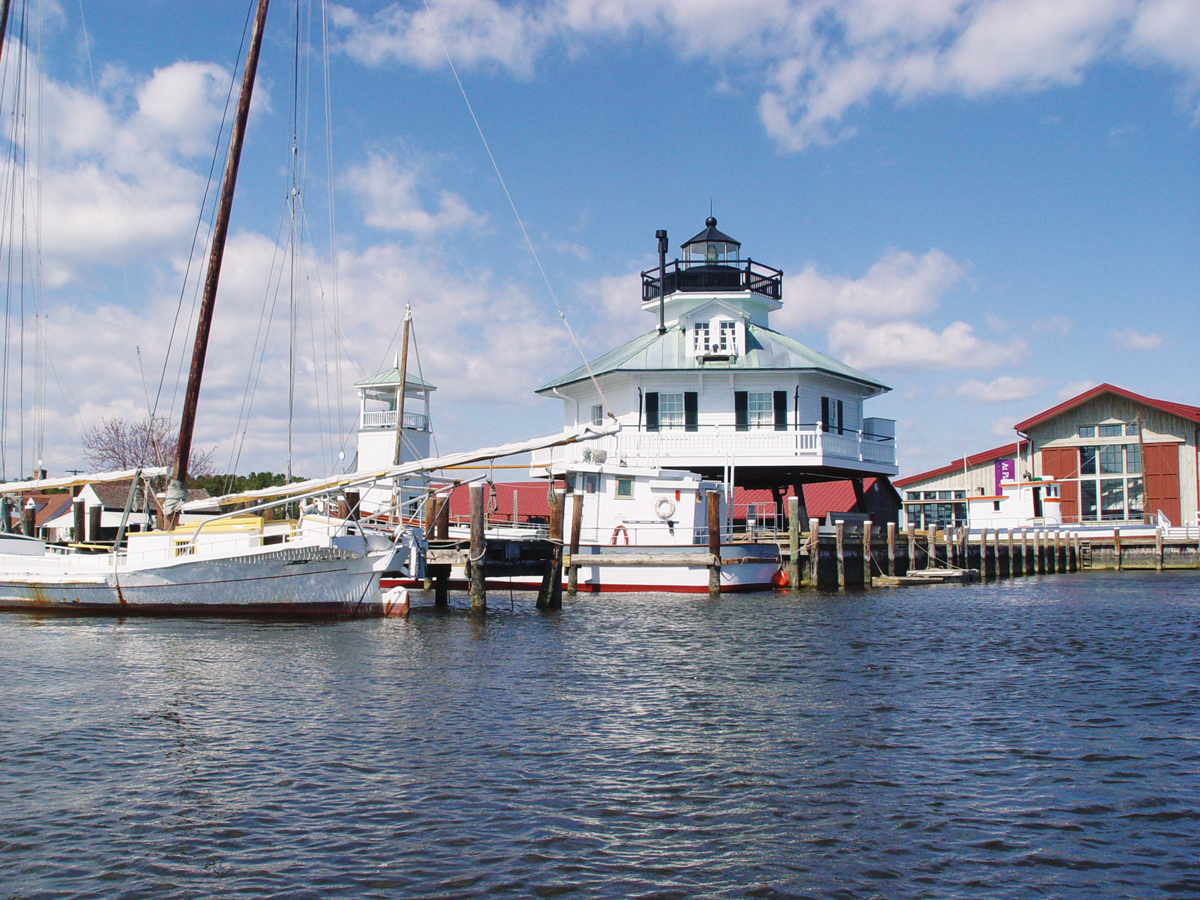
[0,0,1197,482]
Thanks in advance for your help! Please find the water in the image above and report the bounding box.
[2,572,1199,899]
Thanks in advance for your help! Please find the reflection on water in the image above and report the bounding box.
[1,572,1199,898]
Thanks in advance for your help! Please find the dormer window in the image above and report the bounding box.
[692,316,739,358]
[718,320,736,353]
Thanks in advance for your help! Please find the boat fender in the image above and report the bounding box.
[771,569,790,589]
[610,524,630,545]
[654,496,676,519]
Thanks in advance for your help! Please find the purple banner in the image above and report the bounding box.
[995,458,1017,492]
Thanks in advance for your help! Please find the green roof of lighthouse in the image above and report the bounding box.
[536,323,890,395]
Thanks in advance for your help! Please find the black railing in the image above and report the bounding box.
[641,258,783,302]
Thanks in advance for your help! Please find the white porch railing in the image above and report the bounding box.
[530,425,895,471]
[360,411,429,431]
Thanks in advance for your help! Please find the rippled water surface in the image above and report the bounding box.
[2,572,1200,899]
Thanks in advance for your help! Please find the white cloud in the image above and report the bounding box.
[331,0,1200,152]
[1110,328,1163,350]
[780,248,964,329]
[957,376,1041,402]
[344,153,484,235]
[1058,379,1097,400]
[829,319,1026,370]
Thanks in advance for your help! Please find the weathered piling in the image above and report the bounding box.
[707,491,721,596]
[538,488,565,609]
[887,522,897,576]
[567,489,583,595]
[787,496,801,589]
[88,504,102,543]
[863,519,874,587]
[423,489,436,590]
[906,524,916,575]
[73,498,86,544]
[1114,528,1122,571]
[22,500,35,537]
[835,521,846,588]
[468,483,486,612]
[808,518,819,587]
[943,528,952,569]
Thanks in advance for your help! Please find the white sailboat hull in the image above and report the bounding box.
[0,541,405,619]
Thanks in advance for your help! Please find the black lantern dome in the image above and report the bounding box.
[682,216,740,264]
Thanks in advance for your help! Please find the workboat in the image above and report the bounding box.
[381,461,783,594]
[559,461,783,592]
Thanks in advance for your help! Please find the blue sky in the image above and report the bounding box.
[1,0,1197,480]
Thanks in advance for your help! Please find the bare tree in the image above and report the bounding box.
[81,417,216,480]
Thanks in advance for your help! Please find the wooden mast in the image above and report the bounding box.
[392,305,412,466]
[165,0,270,526]
[0,1,12,67]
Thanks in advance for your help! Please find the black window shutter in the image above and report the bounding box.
[684,392,698,432]
[735,391,749,432]
[821,396,830,433]
[837,399,844,435]
[646,392,659,432]
[773,391,787,431]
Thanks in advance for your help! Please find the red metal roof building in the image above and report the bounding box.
[896,383,1200,528]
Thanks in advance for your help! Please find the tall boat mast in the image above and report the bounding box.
[164,0,270,524]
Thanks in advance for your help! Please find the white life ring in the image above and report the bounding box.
[654,496,676,519]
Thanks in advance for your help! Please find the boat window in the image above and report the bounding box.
[615,478,633,498]
[584,474,598,494]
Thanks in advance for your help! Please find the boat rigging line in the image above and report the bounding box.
[419,0,614,421]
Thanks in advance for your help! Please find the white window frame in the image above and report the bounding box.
[747,392,774,428]
[658,392,685,429]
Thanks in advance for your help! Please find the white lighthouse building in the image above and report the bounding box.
[530,217,898,520]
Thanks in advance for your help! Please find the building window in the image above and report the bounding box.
[748,392,774,428]
[1078,425,1095,438]
[659,393,684,428]
[693,322,710,353]
[615,478,633,498]
[590,404,603,425]
[905,500,967,530]
[1078,444,1143,521]
[821,397,844,434]
[1098,424,1123,437]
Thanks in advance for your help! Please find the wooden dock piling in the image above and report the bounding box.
[707,491,721,596]
[787,496,800,589]
[835,521,846,588]
[864,520,873,586]
[808,518,819,587]
[567,489,583,595]
[468,483,486,612]
[887,522,896,576]
[538,488,565,609]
